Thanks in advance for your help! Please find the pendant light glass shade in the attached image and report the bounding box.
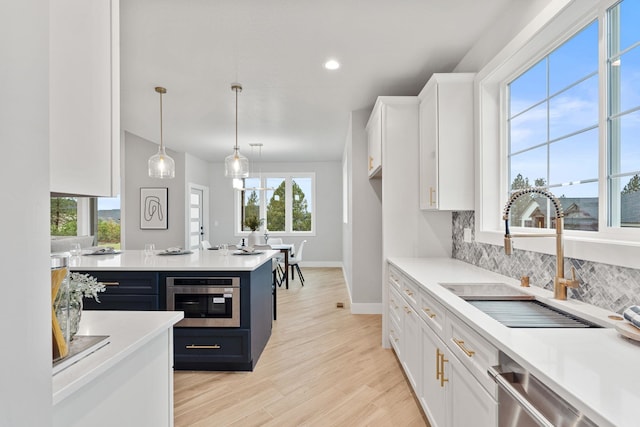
[225,148,249,178]
[148,86,175,179]
[225,83,250,178]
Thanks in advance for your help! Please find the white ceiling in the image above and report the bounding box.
[120,0,512,163]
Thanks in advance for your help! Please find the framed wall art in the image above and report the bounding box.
[140,187,168,229]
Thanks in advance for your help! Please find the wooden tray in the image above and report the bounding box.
[615,321,640,342]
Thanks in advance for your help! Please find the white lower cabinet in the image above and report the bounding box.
[402,302,421,392]
[418,312,497,427]
[420,320,447,427]
[448,353,497,427]
[388,264,498,427]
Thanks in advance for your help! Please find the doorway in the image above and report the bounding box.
[187,184,208,250]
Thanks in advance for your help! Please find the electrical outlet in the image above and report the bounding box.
[463,228,472,243]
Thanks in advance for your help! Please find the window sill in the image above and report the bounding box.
[475,229,640,269]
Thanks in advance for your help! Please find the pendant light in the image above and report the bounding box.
[148,86,175,179]
[225,83,249,178]
[233,143,275,191]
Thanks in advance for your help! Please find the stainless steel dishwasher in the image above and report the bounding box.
[487,353,598,427]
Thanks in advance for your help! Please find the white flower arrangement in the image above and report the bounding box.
[68,272,106,304]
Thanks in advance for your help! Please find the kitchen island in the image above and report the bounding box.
[69,249,277,371]
[53,310,183,427]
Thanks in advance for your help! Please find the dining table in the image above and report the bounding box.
[269,243,295,289]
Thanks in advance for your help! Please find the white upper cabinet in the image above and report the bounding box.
[50,0,120,197]
[366,102,382,178]
[418,73,474,210]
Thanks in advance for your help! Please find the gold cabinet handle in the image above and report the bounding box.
[423,307,436,319]
[436,348,442,380]
[369,156,374,171]
[429,187,436,207]
[186,344,221,350]
[438,348,449,387]
[101,281,120,286]
[403,306,412,314]
[453,338,475,357]
[404,289,414,297]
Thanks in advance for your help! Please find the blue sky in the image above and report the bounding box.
[508,2,640,198]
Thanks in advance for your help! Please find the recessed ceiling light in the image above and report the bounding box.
[324,59,340,70]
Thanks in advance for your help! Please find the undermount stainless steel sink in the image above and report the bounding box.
[441,282,535,300]
[441,282,601,329]
[467,300,601,328]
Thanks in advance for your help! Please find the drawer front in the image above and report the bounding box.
[174,329,249,363]
[419,288,446,338]
[389,314,402,357]
[447,314,498,397]
[83,294,159,311]
[400,277,420,311]
[388,287,403,326]
[388,266,403,293]
[78,271,159,295]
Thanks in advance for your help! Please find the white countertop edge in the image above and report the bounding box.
[388,257,636,427]
[52,310,183,405]
[67,249,278,272]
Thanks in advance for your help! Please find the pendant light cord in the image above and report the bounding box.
[235,86,238,152]
[155,86,167,151]
[159,91,164,150]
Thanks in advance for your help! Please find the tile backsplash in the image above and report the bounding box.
[452,211,640,314]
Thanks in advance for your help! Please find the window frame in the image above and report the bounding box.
[234,172,316,237]
[476,0,640,269]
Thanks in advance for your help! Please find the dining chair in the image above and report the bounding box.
[287,240,306,285]
[266,237,285,266]
[201,240,212,250]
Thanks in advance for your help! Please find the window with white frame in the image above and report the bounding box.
[507,20,599,231]
[476,0,640,265]
[236,173,315,235]
[607,0,640,228]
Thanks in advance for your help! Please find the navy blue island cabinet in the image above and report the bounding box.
[77,260,273,371]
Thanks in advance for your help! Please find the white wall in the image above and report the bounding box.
[123,132,186,250]
[185,152,210,188]
[343,110,383,312]
[209,161,343,265]
[454,0,557,72]
[0,1,52,425]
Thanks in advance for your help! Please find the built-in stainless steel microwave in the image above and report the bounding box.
[166,277,240,327]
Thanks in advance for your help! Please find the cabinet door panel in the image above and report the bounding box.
[418,74,474,211]
[420,320,446,427]
[50,0,119,196]
[419,82,439,210]
[448,354,497,427]
[403,305,421,392]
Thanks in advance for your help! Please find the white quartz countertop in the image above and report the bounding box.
[388,257,640,427]
[52,310,183,405]
[67,249,277,271]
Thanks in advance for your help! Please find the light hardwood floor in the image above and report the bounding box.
[174,267,429,427]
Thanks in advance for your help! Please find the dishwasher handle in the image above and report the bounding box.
[487,365,555,427]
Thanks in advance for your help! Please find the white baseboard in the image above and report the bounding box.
[298,264,381,314]
[350,303,383,315]
[299,261,343,268]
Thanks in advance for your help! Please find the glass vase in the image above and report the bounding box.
[56,297,83,341]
